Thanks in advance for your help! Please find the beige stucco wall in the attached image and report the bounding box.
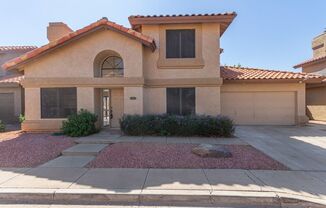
[21,28,145,131]
[306,86,326,121]
[143,88,166,114]
[196,87,221,115]
[221,83,307,124]
[124,87,144,115]
[110,88,124,128]
[302,61,326,74]
[23,29,143,78]
[141,23,221,79]
[77,87,95,112]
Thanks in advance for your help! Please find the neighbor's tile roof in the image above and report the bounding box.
[0,75,24,84]
[293,55,326,68]
[0,46,37,53]
[2,18,156,70]
[0,46,37,52]
[221,66,324,81]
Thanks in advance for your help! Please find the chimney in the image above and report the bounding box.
[312,30,326,58]
[47,22,73,42]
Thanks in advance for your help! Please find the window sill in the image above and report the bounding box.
[157,57,204,69]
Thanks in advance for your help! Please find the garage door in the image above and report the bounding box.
[0,93,15,124]
[221,92,296,125]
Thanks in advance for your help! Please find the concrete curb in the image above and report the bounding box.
[0,189,325,207]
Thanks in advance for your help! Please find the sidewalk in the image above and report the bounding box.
[0,168,325,207]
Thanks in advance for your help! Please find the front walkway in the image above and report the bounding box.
[0,167,325,206]
[75,134,247,145]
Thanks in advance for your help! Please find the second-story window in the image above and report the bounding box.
[101,56,124,77]
[166,29,195,58]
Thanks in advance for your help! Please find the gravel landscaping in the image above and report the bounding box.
[87,142,288,170]
[0,131,74,167]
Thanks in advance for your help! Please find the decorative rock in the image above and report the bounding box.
[192,144,232,158]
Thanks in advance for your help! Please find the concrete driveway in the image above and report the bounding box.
[235,122,326,171]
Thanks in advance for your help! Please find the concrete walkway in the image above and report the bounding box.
[40,144,108,168]
[75,134,247,145]
[235,124,326,171]
[0,168,325,206]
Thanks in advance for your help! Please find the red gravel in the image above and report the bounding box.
[87,143,288,170]
[0,131,74,167]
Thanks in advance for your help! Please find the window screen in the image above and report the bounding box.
[41,88,77,118]
[166,88,195,115]
[166,29,195,58]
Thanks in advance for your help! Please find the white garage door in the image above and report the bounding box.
[221,92,296,125]
[0,93,15,124]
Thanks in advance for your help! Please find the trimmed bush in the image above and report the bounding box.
[120,114,234,137]
[62,109,98,137]
[0,120,5,132]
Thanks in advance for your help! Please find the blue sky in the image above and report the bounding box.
[1,0,325,71]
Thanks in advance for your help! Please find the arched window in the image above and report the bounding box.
[101,56,124,77]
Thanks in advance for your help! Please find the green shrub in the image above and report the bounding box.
[0,120,5,132]
[62,109,98,137]
[18,114,25,123]
[120,114,234,137]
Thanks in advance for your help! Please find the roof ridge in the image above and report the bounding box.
[129,12,237,18]
[223,65,311,75]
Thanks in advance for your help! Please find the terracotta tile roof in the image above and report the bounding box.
[128,12,237,35]
[0,75,24,84]
[0,46,37,52]
[293,55,326,68]
[129,12,236,19]
[2,18,156,70]
[221,66,324,81]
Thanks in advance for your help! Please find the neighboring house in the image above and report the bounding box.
[2,13,324,132]
[294,30,326,121]
[0,46,36,123]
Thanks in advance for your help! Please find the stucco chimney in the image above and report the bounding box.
[47,22,73,42]
[312,30,326,58]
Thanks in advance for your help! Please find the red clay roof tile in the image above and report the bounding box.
[0,46,37,52]
[293,55,326,68]
[0,75,24,84]
[129,12,236,19]
[2,18,156,70]
[128,12,237,35]
[221,66,324,81]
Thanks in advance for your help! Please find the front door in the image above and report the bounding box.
[102,89,111,127]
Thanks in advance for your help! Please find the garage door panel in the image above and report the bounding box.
[221,92,296,125]
[221,92,254,124]
[0,93,15,123]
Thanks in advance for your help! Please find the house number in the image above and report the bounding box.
[130,96,137,100]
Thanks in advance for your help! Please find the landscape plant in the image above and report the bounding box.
[62,109,98,137]
[120,114,234,137]
[0,120,5,132]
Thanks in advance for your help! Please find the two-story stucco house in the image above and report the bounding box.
[2,13,324,132]
[294,30,326,121]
